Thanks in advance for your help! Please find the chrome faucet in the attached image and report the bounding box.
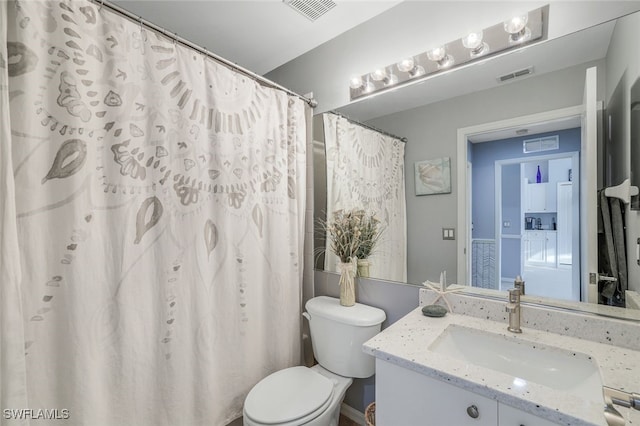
[505,288,522,333]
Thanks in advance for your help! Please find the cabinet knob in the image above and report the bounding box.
[466,404,479,419]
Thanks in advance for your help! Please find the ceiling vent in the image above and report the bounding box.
[284,0,336,21]
[497,66,534,83]
[523,135,559,153]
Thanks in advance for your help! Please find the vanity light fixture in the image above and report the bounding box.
[362,78,376,94]
[351,75,376,94]
[349,75,363,90]
[349,5,547,101]
[427,46,455,69]
[408,65,426,78]
[384,73,399,86]
[397,58,426,78]
[396,58,415,73]
[504,15,532,44]
[370,68,387,81]
[371,67,399,87]
[462,31,490,58]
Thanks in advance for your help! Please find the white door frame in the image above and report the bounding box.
[457,105,584,286]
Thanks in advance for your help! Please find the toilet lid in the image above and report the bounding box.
[244,366,334,425]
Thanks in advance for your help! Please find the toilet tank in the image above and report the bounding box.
[305,296,386,378]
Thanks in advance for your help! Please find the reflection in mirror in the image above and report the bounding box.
[468,130,580,303]
[313,10,640,320]
[314,112,407,282]
[631,77,640,211]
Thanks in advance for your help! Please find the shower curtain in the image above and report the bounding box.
[0,1,308,425]
[323,113,407,282]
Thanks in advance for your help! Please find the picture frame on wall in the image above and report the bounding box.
[415,157,451,196]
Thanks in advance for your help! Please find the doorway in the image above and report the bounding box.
[456,105,585,295]
[457,66,600,303]
[492,151,580,301]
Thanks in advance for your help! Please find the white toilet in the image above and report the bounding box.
[243,296,386,426]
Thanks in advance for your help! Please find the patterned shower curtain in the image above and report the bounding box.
[0,1,307,425]
[323,113,407,282]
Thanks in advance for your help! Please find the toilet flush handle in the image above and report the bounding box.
[302,312,310,321]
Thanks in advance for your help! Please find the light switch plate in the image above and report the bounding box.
[443,228,455,240]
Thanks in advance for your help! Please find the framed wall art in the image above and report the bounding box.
[415,157,451,195]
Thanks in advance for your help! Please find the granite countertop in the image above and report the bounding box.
[363,307,640,425]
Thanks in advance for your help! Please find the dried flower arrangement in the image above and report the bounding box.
[322,209,382,263]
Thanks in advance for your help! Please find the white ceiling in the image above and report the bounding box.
[467,116,582,143]
[112,0,400,75]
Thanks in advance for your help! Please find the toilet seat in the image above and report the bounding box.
[244,366,335,425]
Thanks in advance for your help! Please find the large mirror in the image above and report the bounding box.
[313,9,640,319]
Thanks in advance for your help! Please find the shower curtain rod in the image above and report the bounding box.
[328,111,408,143]
[89,0,318,108]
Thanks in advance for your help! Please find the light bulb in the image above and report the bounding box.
[462,31,489,57]
[462,31,483,50]
[397,58,415,73]
[427,46,446,62]
[504,15,531,44]
[427,46,454,69]
[504,15,528,34]
[349,76,363,90]
[370,68,387,81]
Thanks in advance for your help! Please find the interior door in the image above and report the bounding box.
[581,66,598,303]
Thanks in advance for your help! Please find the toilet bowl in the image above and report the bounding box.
[243,296,386,426]
[243,365,352,426]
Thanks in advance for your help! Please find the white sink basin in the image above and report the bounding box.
[428,325,603,403]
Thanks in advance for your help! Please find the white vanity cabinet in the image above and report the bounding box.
[375,360,559,426]
[523,231,556,267]
[376,359,497,425]
[498,403,558,426]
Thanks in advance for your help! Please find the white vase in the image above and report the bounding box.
[339,261,357,307]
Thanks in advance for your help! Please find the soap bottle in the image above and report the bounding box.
[536,165,542,183]
[514,275,525,295]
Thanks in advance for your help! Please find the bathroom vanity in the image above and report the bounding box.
[363,290,640,425]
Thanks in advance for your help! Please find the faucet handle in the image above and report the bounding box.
[508,288,521,303]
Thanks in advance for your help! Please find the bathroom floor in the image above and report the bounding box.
[229,413,362,426]
[339,414,362,426]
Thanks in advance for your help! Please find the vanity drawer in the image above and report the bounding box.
[376,359,498,425]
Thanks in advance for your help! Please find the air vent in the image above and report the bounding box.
[523,135,559,153]
[497,66,534,83]
[284,0,336,21]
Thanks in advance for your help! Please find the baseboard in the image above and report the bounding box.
[341,403,366,425]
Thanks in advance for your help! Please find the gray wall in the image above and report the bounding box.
[604,12,640,292]
[367,60,606,285]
